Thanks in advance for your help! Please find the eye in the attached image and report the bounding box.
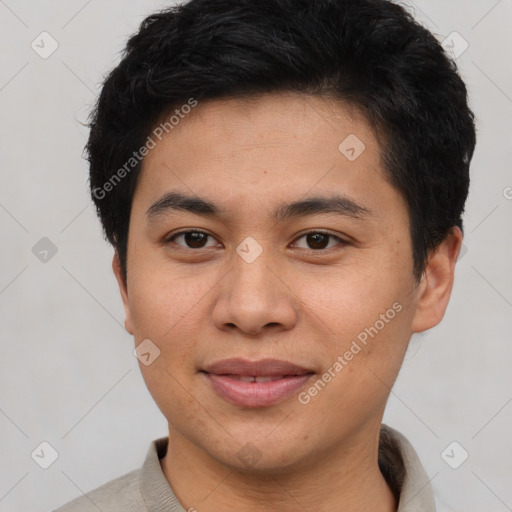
[292,231,347,251]
[164,229,348,252]
[165,230,219,249]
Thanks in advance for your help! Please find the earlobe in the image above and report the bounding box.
[411,227,463,333]
[112,251,134,335]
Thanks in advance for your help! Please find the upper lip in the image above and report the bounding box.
[203,358,314,377]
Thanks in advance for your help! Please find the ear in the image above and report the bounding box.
[411,227,463,333]
[112,251,134,335]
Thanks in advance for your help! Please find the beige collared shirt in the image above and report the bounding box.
[53,424,436,511]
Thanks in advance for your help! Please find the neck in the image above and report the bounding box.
[160,424,397,512]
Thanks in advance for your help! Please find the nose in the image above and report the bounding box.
[211,249,299,337]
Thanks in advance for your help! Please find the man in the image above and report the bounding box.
[55,0,476,510]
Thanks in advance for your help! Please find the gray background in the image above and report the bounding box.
[0,0,511,511]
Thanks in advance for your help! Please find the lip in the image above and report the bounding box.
[202,358,315,408]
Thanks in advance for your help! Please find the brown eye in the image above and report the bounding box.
[167,230,218,249]
[306,233,330,249]
[293,231,347,251]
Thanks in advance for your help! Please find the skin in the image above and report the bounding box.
[112,92,462,512]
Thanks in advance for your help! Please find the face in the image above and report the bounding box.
[113,92,456,473]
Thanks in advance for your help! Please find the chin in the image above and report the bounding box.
[206,429,312,475]
[223,449,306,476]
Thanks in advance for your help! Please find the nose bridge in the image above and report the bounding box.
[212,242,298,335]
[230,243,279,309]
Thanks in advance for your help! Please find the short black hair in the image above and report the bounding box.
[87,0,476,283]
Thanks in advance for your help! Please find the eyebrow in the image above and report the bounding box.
[146,191,372,223]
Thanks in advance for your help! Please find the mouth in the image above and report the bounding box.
[201,358,315,408]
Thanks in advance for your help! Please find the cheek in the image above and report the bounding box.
[309,271,414,393]
[331,304,409,372]
[302,306,412,431]
[127,256,204,341]
[314,272,406,339]
[127,270,203,416]
[126,279,205,416]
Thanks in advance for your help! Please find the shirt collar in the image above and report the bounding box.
[380,425,436,511]
[139,436,185,512]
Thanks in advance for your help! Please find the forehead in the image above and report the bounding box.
[132,92,406,228]
[174,92,374,147]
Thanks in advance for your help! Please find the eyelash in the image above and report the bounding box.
[164,229,349,253]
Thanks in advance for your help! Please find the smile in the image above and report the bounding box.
[201,358,315,408]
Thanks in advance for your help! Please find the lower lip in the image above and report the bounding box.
[203,373,314,408]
